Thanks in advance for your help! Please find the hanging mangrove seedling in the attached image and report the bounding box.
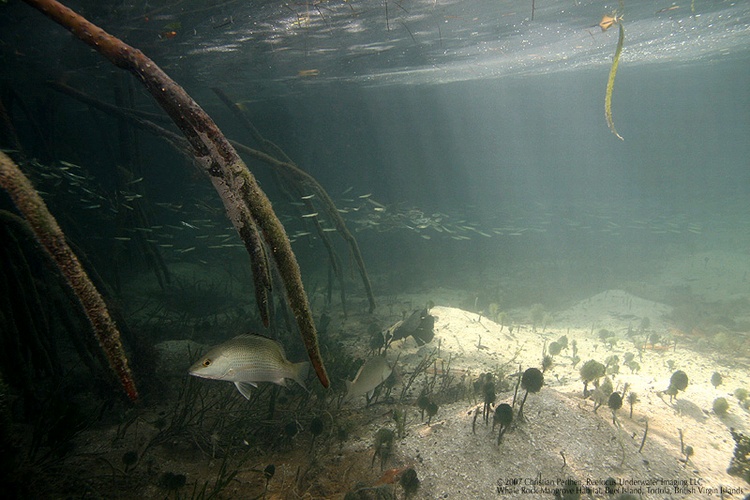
[400,467,420,499]
[600,2,626,140]
[711,372,723,389]
[580,359,606,397]
[628,391,638,419]
[494,403,513,444]
[518,368,544,420]
[666,370,689,403]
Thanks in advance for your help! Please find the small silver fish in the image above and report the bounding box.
[344,356,392,403]
[189,334,309,399]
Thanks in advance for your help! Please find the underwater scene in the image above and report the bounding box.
[1,0,750,498]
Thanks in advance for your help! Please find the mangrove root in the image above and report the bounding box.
[21,0,329,387]
[213,87,376,315]
[0,151,139,401]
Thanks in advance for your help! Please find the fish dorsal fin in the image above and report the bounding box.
[234,381,257,400]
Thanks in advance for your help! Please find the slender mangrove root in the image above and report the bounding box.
[21,0,329,387]
[213,89,349,315]
[229,140,377,314]
[0,210,111,387]
[213,87,376,314]
[211,88,293,164]
[0,151,139,401]
[604,21,625,141]
[49,82,192,155]
[239,216,272,328]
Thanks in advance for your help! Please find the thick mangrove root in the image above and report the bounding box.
[21,0,329,387]
[0,151,139,401]
[0,210,113,392]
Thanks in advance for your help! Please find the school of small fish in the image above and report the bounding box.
[20,157,711,263]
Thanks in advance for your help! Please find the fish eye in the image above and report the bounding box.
[202,358,212,367]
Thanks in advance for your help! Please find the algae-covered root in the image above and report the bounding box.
[605,21,625,141]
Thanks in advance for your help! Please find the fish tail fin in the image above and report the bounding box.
[293,361,310,389]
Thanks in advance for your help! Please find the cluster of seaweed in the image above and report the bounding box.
[159,373,332,494]
[469,365,544,447]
